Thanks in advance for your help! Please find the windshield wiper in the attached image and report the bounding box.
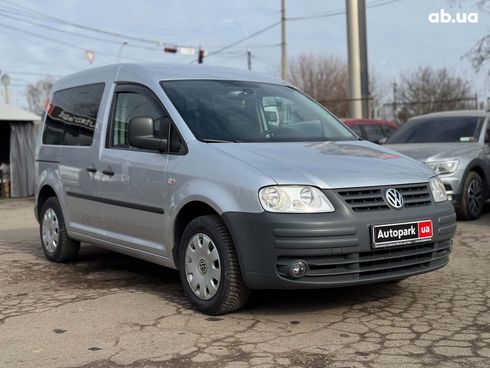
[201,138,238,143]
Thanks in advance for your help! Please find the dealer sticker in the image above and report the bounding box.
[372,220,433,248]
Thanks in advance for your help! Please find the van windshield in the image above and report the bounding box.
[160,80,356,143]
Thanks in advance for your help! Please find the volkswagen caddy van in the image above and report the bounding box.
[35,64,456,315]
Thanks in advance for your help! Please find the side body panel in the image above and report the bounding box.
[58,69,118,238]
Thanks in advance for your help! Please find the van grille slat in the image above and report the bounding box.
[276,240,452,282]
[335,183,432,212]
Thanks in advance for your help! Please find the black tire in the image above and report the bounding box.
[456,171,484,221]
[177,215,250,315]
[39,197,80,262]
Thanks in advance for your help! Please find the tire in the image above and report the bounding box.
[39,197,80,262]
[177,215,250,315]
[456,171,484,221]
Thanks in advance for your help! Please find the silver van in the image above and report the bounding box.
[35,64,456,315]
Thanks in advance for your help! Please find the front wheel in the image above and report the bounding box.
[177,215,250,315]
[457,171,484,221]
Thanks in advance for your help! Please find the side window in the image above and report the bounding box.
[485,123,490,143]
[43,83,104,146]
[262,96,304,126]
[350,124,363,137]
[381,126,396,137]
[109,91,165,149]
[363,124,385,142]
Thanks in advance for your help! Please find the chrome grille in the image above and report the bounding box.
[336,183,431,212]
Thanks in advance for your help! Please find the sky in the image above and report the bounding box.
[0,0,488,109]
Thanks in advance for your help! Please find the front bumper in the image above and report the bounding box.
[223,198,456,290]
[440,175,462,205]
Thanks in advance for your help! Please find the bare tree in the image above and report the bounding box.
[449,0,490,75]
[397,66,475,121]
[286,53,384,118]
[25,76,56,115]
[286,54,349,117]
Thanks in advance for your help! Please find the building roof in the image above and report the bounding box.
[0,103,40,123]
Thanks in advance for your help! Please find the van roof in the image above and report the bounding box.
[55,63,286,89]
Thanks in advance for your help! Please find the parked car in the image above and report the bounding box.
[385,110,490,220]
[343,118,399,144]
[35,64,456,315]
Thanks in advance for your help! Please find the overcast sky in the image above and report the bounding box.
[0,0,488,108]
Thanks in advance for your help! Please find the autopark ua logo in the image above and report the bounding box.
[428,8,479,24]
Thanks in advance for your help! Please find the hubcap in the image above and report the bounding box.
[468,179,483,217]
[41,208,59,253]
[184,233,221,300]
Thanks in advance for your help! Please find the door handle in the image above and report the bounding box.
[102,169,115,176]
[86,167,97,173]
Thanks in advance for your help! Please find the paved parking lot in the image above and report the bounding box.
[0,199,489,368]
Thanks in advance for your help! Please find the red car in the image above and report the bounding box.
[342,119,399,144]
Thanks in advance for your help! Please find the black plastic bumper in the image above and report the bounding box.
[222,199,456,290]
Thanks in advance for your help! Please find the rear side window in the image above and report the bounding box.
[43,83,105,146]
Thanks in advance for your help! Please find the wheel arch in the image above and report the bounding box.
[37,185,58,220]
[172,200,221,264]
[463,159,488,197]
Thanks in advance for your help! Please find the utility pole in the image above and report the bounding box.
[281,0,286,80]
[346,0,369,118]
[0,74,10,104]
[247,49,252,71]
[392,81,398,120]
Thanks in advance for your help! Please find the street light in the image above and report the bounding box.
[118,41,128,63]
[225,19,251,70]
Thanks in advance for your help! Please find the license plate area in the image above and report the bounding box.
[371,220,433,248]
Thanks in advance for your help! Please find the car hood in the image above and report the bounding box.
[211,141,434,189]
[384,143,479,162]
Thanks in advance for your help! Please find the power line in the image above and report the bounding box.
[0,9,161,52]
[288,0,404,21]
[178,11,281,44]
[0,23,117,60]
[0,0,203,53]
[0,0,161,45]
[206,21,281,58]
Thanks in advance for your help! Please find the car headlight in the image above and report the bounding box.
[425,160,459,175]
[259,186,335,213]
[429,176,448,202]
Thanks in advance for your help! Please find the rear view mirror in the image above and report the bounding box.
[128,116,167,152]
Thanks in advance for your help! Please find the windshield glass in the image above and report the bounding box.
[387,116,481,144]
[160,80,356,143]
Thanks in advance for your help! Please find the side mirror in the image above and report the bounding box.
[128,116,167,152]
[377,136,388,145]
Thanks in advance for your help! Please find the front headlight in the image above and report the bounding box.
[259,186,335,213]
[425,160,459,175]
[429,176,448,202]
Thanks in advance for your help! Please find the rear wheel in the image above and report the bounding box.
[457,172,484,220]
[40,197,80,262]
[177,215,250,315]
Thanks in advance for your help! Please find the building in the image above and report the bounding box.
[0,104,40,198]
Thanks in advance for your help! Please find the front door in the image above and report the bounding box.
[97,84,169,256]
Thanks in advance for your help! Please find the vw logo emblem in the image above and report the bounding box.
[385,188,404,209]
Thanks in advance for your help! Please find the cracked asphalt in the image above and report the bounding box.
[1,199,489,368]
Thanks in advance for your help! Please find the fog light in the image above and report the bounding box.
[289,261,307,278]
